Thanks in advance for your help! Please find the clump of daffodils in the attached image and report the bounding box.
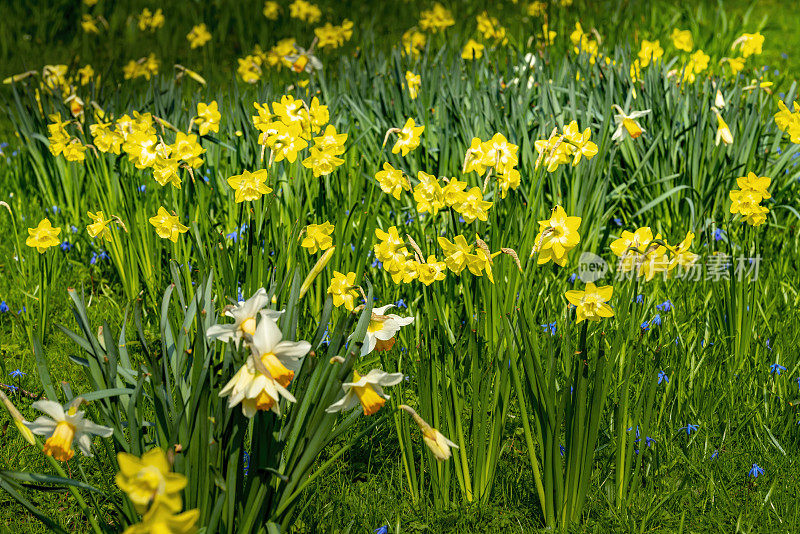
[208,289,311,418]
[534,121,598,173]
[610,227,699,281]
[729,172,771,226]
[462,132,520,198]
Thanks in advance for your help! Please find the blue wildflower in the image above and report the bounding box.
[243,450,250,476]
[1,384,19,392]
[748,464,764,478]
[713,228,725,241]
[770,363,786,376]
[680,423,699,435]
[371,258,383,269]
[657,370,669,385]
[711,449,719,459]
[640,320,650,331]
[374,527,389,534]
[655,300,672,312]
[458,216,465,223]
[60,240,72,252]
[9,370,26,378]
[138,184,146,193]
[568,273,577,284]
[635,294,644,304]
[395,299,407,308]
[0,301,9,313]
[651,314,662,326]
[613,218,622,226]
[540,321,557,336]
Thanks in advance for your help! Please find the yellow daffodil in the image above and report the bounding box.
[419,3,455,33]
[227,169,272,202]
[714,110,733,146]
[87,211,113,241]
[26,218,61,252]
[564,282,614,323]
[327,271,358,311]
[405,71,421,99]
[263,1,280,19]
[187,23,211,49]
[416,255,447,286]
[391,118,425,156]
[375,162,410,199]
[670,28,693,52]
[413,171,445,215]
[148,207,189,242]
[438,235,473,274]
[732,32,764,58]
[637,39,663,67]
[195,101,221,136]
[454,187,492,223]
[116,448,187,513]
[374,226,410,273]
[532,205,581,266]
[289,0,321,23]
[737,172,771,200]
[730,189,769,226]
[462,39,485,60]
[122,501,199,534]
[301,222,334,254]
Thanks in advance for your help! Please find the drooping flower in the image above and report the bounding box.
[25,399,113,462]
[87,211,113,241]
[326,369,404,416]
[398,405,459,461]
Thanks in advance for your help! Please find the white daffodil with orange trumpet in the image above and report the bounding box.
[24,398,113,462]
[326,369,404,416]
[358,304,414,356]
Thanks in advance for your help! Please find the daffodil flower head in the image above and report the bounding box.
[327,271,359,311]
[398,405,459,461]
[25,398,113,462]
[116,448,187,513]
[123,500,200,534]
[532,205,581,266]
[86,211,113,241]
[360,304,414,356]
[413,171,445,215]
[437,234,473,274]
[227,169,272,203]
[392,118,424,156]
[26,218,61,253]
[325,369,404,416]
[301,221,335,254]
[611,105,650,141]
[207,288,284,346]
[375,163,410,199]
[148,207,188,242]
[564,282,614,323]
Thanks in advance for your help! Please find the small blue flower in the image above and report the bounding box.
[656,300,672,312]
[640,320,650,331]
[458,216,465,223]
[651,314,662,327]
[713,228,725,241]
[559,445,565,457]
[60,240,73,252]
[9,369,26,378]
[644,436,655,448]
[748,464,764,478]
[770,363,787,376]
[243,450,250,476]
[371,258,383,269]
[225,231,238,242]
[680,423,699,435]
[374,527,389,534]
[613,218,622,226]
[138,184,146,193]
[796,377,800,391]
[657,370,669,385]
[765,338,771,350]
[568,273,577,284]
[350,244,355,251]
[0,384,19,392]
[0,301,9,313]
[711,449,719,459]
[70,225,79,233]
[395,299,406,308]
[540,321,557,336]
[635,294,644,304]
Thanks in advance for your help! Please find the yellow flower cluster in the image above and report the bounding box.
[117,448,199,534]
[301,222,334,254]
[252,95,345,175]
[729,172,770,226]
[47,113,88,162]
[463,133,520,198]
[401,29,426,57]
[314,19,354,49]
[475,11,508,46]
[775,100,800,143]
[289,0,322,23]
[137,8,165,31]
[237,39,297,83]
[123,54,160,80]
[187,23,212,49]
[419,3,455,33]
[534,121,598,172]
[610,227,699,281]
